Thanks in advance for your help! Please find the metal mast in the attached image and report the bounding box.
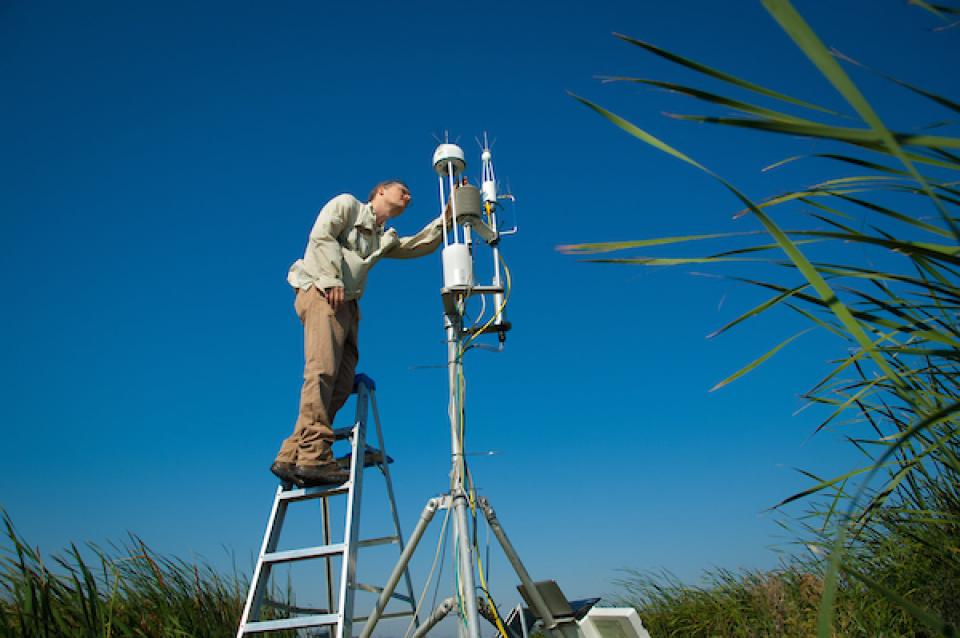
[362,137,572,638]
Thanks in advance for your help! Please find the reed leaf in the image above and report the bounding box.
[832,48,960,115]
[666,113,960,149]
[841,563,952,637]
[555,231,763,255]
[710,329,812,392]
[763,0,960,240]
[763,152,912,176]
[612,33,845,116]
[570,93,908,389]
[706,283,809,339]
[908,0,958,18]
[574,5,960,633]
[599,76,820,124]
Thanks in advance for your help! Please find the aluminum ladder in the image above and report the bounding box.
[236,374,419,638]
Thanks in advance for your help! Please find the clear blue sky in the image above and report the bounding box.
[2,0,956,628]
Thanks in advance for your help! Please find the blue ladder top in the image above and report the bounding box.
[352,373,376,392]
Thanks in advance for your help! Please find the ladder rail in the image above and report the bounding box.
[336,384,369,638]
[323,496,335,615]
[236,487,288,638]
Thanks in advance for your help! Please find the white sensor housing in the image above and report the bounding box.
[433,144,466,176]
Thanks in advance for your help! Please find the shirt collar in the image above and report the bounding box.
[360,201,384,231]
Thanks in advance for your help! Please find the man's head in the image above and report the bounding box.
[369,179,412,224]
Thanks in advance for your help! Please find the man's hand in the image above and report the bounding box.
[324,286,345,311]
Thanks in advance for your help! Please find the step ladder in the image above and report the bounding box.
[237,374,419,638]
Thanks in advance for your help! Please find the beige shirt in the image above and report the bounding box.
[287,193,444,300]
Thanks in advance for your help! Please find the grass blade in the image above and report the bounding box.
[613,33,846,116]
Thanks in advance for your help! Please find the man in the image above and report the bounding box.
[272,180,447,487]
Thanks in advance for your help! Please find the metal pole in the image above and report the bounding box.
[358,497,443,638]
[410,597,456,638]
[446,316,460,474]
[446,310,481,638]
[478,498,559,631]
[453,491,481,638]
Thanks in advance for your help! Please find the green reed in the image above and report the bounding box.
[564,1,960,635]
[0,510,298,638]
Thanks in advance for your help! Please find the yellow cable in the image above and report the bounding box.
[461,254,511,352]
[452,248,513,638]
[457,356,478,514]
[456,253,512,505]
[476,539,510,638]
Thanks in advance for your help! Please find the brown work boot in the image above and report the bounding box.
[336,449,393,469]
[270,461,298,487]
[294,462,350,487]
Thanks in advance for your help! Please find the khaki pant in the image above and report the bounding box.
[275,287,359,467]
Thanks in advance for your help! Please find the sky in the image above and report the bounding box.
[2,0,957,634]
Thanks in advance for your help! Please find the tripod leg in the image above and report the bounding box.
[358,497,443,638]
[478,497,571,638]
[410,597,456,638]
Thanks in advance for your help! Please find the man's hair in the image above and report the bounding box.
[368,179,408,203]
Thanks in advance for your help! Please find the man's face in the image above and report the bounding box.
[382,183,412,216]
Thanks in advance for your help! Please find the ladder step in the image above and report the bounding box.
[262,600,330,616]
[354,610,417,622]
[333,425,356,440]
[278,484,350,502]
[263,543,345,565]
[355,582,413,603]
[242,613,338,633]
[341,448,394,468]
[329,430,394,467]
[358,535,400,548]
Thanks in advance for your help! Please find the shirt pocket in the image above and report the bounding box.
[349,219,377,258]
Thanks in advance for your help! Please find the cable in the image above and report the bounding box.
[461,253,512,353]
[402,505,452,638]
[472,502,509,638]
[444,246,513,638]
[476,556,510,638]
[468,293,488,332]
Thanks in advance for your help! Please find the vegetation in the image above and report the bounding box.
[0,510,257,637]
[614,564,869,637]
[4,1,958,636]
[614,557,952,637]
[565,0,960,636]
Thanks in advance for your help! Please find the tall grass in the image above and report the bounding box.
[614,540,955,637]
[0,510,279,637]
[612,563,921,637]
[563,0,959,635]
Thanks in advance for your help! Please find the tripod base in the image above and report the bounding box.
[359,494,577,638]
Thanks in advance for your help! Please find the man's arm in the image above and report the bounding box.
[383,215,446,259]
[302,195,352,298]
[384,199,457,260]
